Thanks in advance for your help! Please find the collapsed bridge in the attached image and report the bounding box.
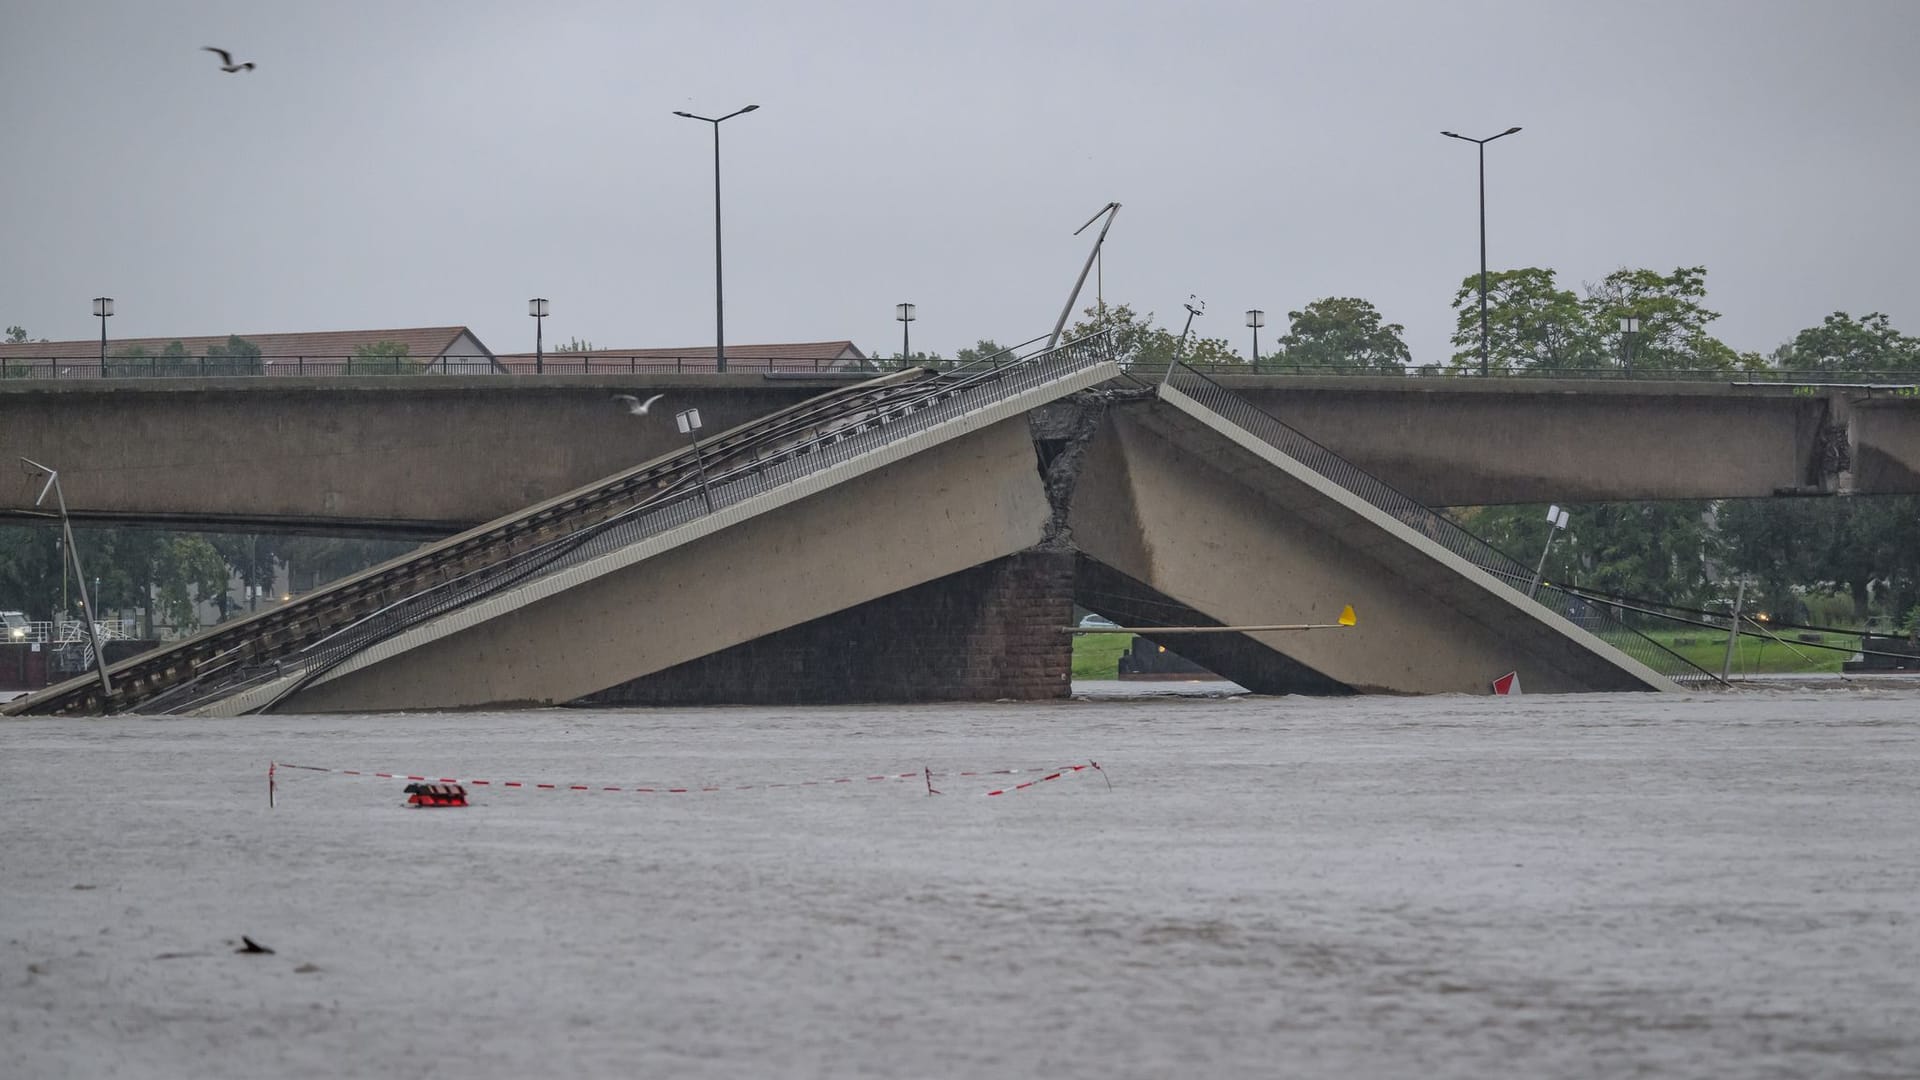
[6,338,1714,716]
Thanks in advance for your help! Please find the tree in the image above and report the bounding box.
[1062,303,1243,369]
[1582,266,1741,373]
[203,334,263,376]
[107,339,190,377]
[1773,312,1920,373]
[347,340,421,375]
[554,338,599,353]
[1273,297,1410,373]
[1450,268,1600,372]
[956,339,1015,366]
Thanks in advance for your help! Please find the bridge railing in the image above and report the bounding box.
[1160,362,1719,686]
[142,334,1118,714]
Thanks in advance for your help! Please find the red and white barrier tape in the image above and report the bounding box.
[269,759,1105,803]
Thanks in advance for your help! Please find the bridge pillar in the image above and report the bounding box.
[578,550,1074,706]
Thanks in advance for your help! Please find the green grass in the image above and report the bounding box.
[1645,628,1848,676]
[1071,633,1134,679]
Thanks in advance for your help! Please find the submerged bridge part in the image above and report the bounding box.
[1065,366,1708,695]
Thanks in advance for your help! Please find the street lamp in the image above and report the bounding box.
[529,298,549,374]
[1620,316,1640,375]
[21,458,114,709]
[92,297,113,375]
[675,407,715,511]
[1528,503,1571,598]
[1246,309,1265,368]
[1440,126,1523,377]
[672,103,760,373]
[896,303,916,366]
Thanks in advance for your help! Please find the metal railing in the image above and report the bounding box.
[0,354,886,379]
[1108,359,1920,386]
[4,618,136,645]
[138,334,1117,714]
[1161,362,1718,686]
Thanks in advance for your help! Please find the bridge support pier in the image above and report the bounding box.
[579,551,1074,706]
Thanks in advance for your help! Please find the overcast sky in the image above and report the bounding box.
[4,0,1917,364]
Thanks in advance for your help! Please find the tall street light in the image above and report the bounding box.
[92,297,113,375]
[1620,316,1640,375]
[1440,126,1522,377]
[673,104,760,373]
[896,303,916,366]
[21,457,114,709]
[529,297,549,374]
[1246,309,1265,369]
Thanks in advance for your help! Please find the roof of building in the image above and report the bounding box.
[0,326,492,362]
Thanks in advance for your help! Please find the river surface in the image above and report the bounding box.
[4,686,1917,1079]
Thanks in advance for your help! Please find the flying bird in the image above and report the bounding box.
[202,47,255,73]
[613,393,665,415]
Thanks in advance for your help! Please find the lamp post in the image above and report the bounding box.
[1440,126,1522,376]
[1620,316,1640,375]
[672,104,760,373]
[1246,309,1265,369]
[1528,503,1570,598]
[92,297,113,375]
[529,298,549,374]
[895,303,916,366]
[21,458,113,709]
[675,407,714,511]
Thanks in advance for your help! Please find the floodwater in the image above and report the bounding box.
[4,686,1918,1079]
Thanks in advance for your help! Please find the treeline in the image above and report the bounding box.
[0,529,416,637]
[873,266,1919,376]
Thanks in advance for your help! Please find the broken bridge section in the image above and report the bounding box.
[1066,365,1714,695]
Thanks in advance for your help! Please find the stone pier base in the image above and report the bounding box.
[578,551,1075,707]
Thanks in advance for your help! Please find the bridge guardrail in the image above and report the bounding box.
[1160,362,1719,686]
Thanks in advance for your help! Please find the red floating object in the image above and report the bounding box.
[404,782,468,807]
[1491,671,1521,696]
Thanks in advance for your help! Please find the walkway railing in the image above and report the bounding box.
[1160,362,1718,686]
[135,334,1117,714]
[8,350,1911,385]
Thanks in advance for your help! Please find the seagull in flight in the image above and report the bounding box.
[202,47,255,73]
[612,393,664,415]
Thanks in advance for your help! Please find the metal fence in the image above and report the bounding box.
[140,334,1116,714]
[1160,362,1718,686]
[0,355,894,378]
[9,349,1911,385]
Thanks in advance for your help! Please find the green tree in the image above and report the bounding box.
[203,334,263,376]
[347,340,421,375]
[1450,268,1600,372]
[1451,501,1718,607]
[1773,312,1920,373]
[151,535,232,631]
[1062,303,1242,369]
[554,337,598,353]
[1273,297,1411,373]
[107,339,190,377]
[1582,266,1741,372]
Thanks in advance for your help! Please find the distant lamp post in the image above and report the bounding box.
[895,303,916,366]
[1246,309,1265,368]
[528,298,550,374]
[1440,126,1523,377]
[1528,503,1571,598]
[673,103,761,373]
[21,457,114,709]
[92,297,113,375]
[1620,316,1641,375]
[675,407,715,511]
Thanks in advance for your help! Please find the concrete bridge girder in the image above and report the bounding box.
[1066,400,1670,695]
[274,412,1056,712]
[6,375,1920,540]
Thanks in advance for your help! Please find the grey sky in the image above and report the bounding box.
[4,0,1917,365]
